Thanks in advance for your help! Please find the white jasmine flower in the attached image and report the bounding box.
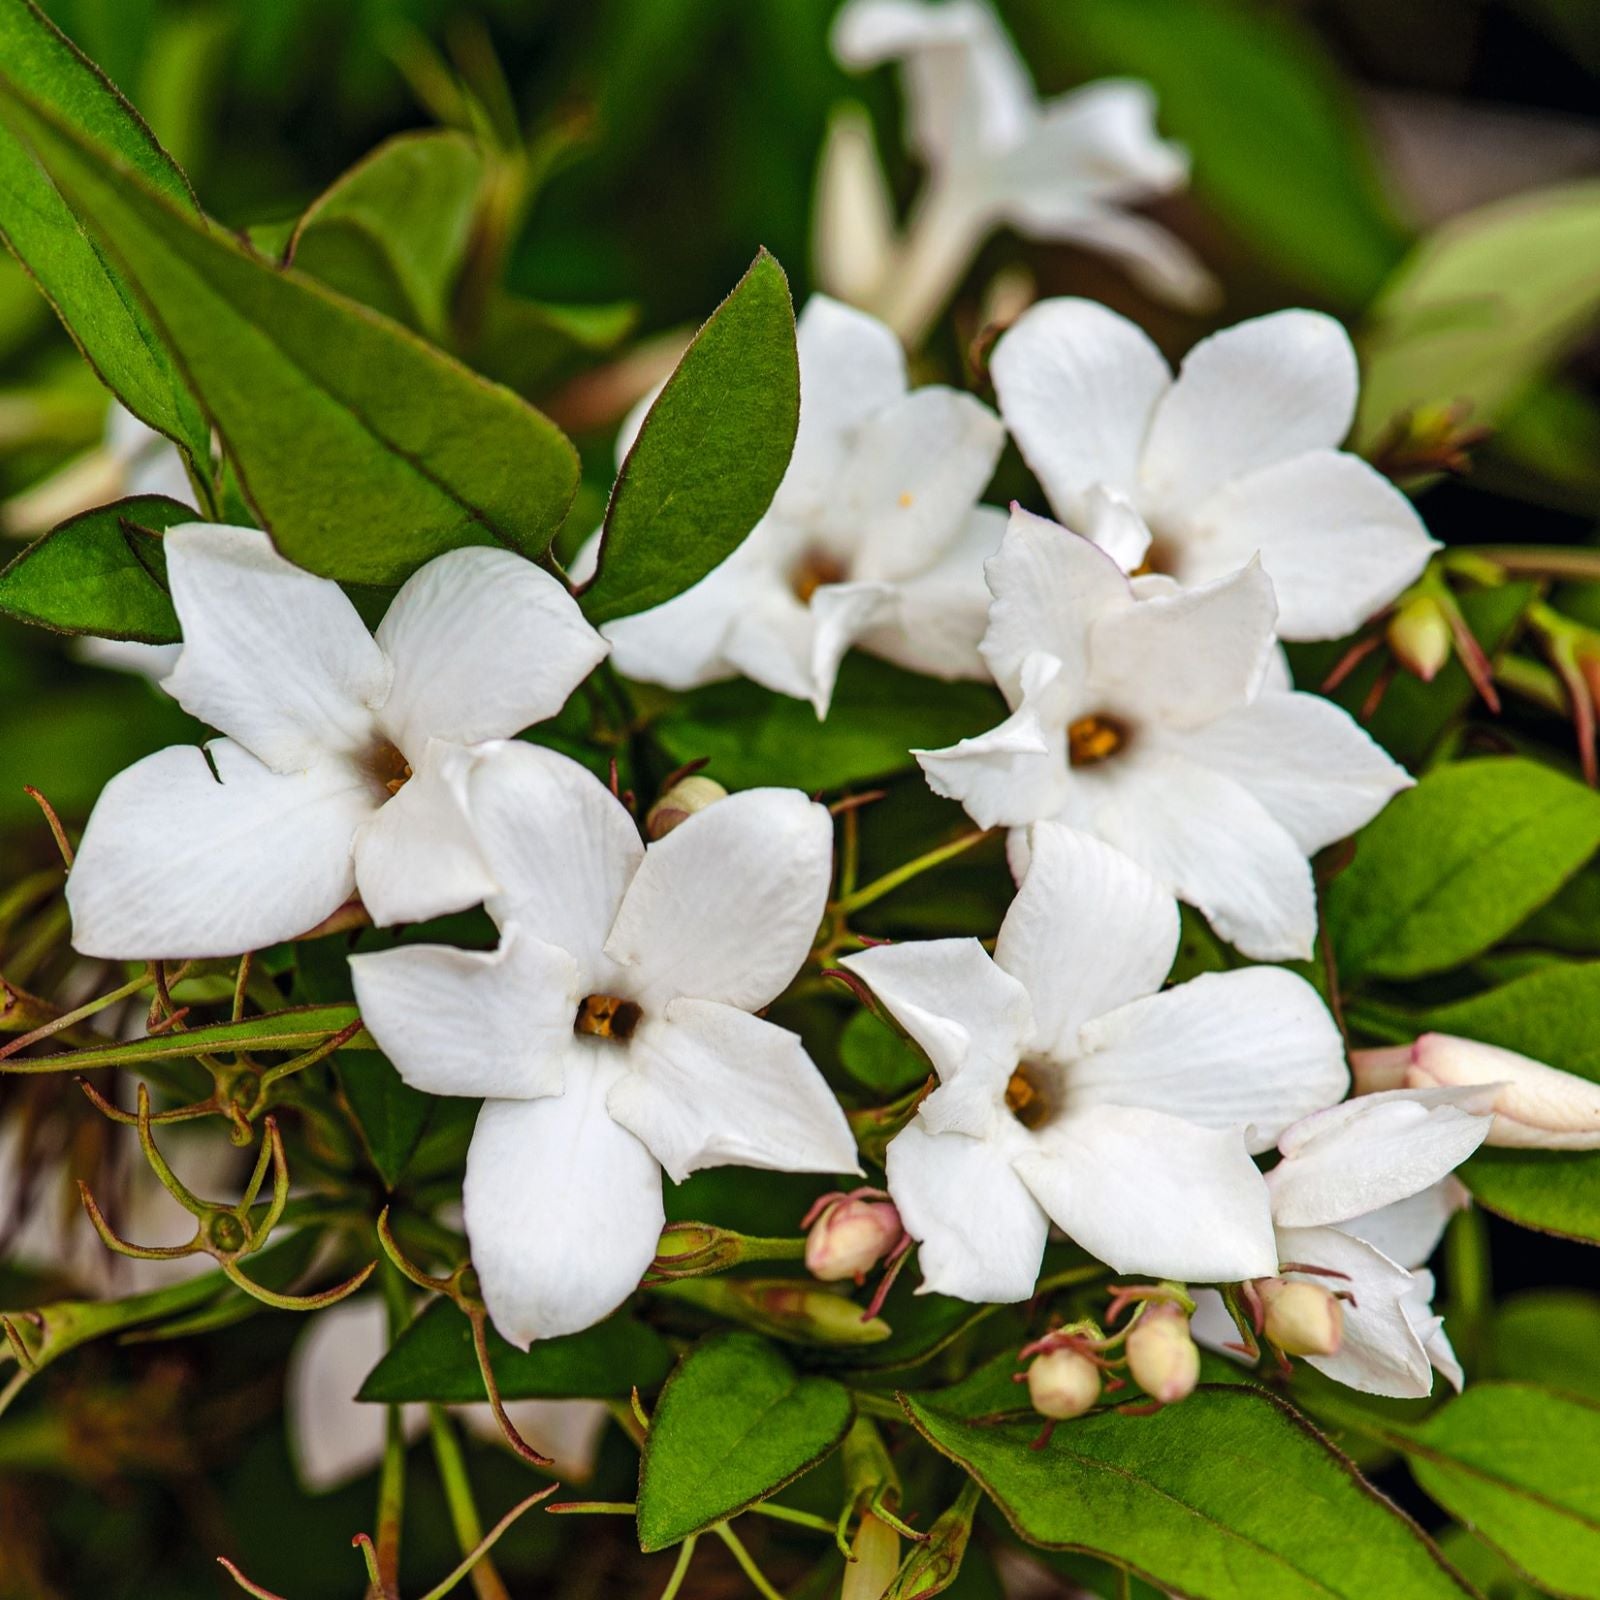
[66,525,607,959]
[828,0,1215,344]
[286,1297,607,1492]
[579,295,1005,716]
[916,508,1410,959]
[350,742,859,1344]
[1354,1033,1600,1150]
[1193,1089,1493,1397]
[839,823,1347,1302]
[990,298,1439,640]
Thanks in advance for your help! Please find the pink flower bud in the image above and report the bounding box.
[805,1197,903,1283]
[1026,1346,1102,1420]
[645,775,727,840]
[1125,1301,1199,1404]
[1258,1278,1343,1357]
[1352,1033,1600,1150]
[1386,596,1452,682]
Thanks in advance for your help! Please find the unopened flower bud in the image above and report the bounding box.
[1387,596,1452,682]
[1125,1302,1199,1404]
[1258,1278,1343,1357]
[1026,1346,1101,1420]
[645,774,727,840]
[842,1510,901,1600]
[1352,1033,1600,1150]
[805,1196,902,1284]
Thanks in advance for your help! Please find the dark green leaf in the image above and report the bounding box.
[467,294,638,400]
[357,1296,672,1404]
[0,74,580,584]
[1327,758,1600,984]
[636,1330,854,1550]
[0,0,209,465]
[336,1050,431,1190]
[903,1383,1473,1599]
[839,1008,929,1097]
[0,493,189,639]
[1491,1291,1600,1402]
[580,251,798,625]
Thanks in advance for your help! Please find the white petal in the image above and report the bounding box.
[1008,203,1220,314]
[1087,558,1277,730]
[1088,750,1318,961]
[994,821,1178,1060]
[350,928,582,1100]
[608,788,832,1012]
[798,579,899,717]
[884,1119,1049,1303]
[162,523,389,770]
[1015,1105,1278,1281]
[353,741,497,927]
[813,107,899,307]
[1342,1178,1469,1271]
[1161,691,1411,855]
[990,297,1171,524]
[1182,451,1439,640]
[600,554,747,691]
[467,742,642,973]
[1268,1089,1493,1230]
[1073,968,1346,1152]
[1408,1033,1600,1151]
[1080,486,1153,574]
[841,939,1032,1136]
[1139,311,1359,515]
[999,80,1188,202]
[463,1399,610,1480]
[375,548,606,753]
[74,637,182,681]
[1407,1269,1464,1392]
[608,1001,859,1183]
[465,1075,664,1346]
[68,739,370,959]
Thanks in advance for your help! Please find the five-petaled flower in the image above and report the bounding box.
[66,525,607,958]
[350,742,860,1344]
[916,507,1410,959]
[840,823,1348,1302]
[991,298,1439,641]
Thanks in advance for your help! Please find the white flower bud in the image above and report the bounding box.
[1125,1302,1200,1404]
[1352,1033,1600,1150]
[842,1510,901,1600]
[805,1197,902,1283]
[1026,1346,1101,1420]
[1258,1278,1344,1358]
[1387,596,1452,682]
[645,775,727,840]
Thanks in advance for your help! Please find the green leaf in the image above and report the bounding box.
[839,1008,929,1097]
[652,653,1005,790]
[902,1384,1474,1599]
[357,1297,672,1404]
[1356,183,1600,447]
[287,130,485,339]
[1491,1291,1600,1402]
[467,294,637,399]
[1326,758,1600,984]
[1394,1383,1600,1600]
[0,0,209,466]
[579,250,798,625]
[0,493,190,639]
[336,1050,431,1190]
[636,1331,854,1550]
[0,73,580,584]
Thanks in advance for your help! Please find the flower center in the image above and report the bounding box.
[358,738,413,797]
[1004,1061,1054,1130]
[1066,713,1128,767]
[575,992,643,1042]
[790,548,848,603]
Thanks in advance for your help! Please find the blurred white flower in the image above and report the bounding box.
[840,823,1346,1302]
[825,0,1215,343]
[578,295,1004,716]
[991,298,1439,640]
[351,742,859,1345]
[916,507,1409,959]
[66,525,606,958]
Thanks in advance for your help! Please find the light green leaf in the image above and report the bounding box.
[356,1298,672,1404]
[580,250,798,625]
[0,0,209,466]
[1356,183,1600,447]
[1491,1291,1600,1402]
[286,130,485,339]
[0,73,580,584]
[0,492,189,639]
[1396,1383,1600,1600]
[467,294,638,399]
[903,1384,1473,1599]
[839,1008,929,1097]
[636,1330,854,1550]
[1326,758,1600,984]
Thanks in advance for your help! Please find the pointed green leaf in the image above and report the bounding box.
[337,1049,432,1190]
[0,0,209,465]
[0,74,580,583]
[580,250,798,625]
[636,1331,854,1550]
[0,493,190,639]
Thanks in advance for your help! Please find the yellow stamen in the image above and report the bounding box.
[1067,714,1128,768]
[361,739,414,796]
[1005,1063,1052,1130]
[575,993,642,1041]
[790,549,848,603]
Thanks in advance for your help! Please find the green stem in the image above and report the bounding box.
[713,1523,785,1600]
[1445,1203,1493,1379]
[1457,545,1600,583]
[428,1408,511,1600]
[0,965,154,1061]
[374,1268,409,1598]
[747,1502,838,1536]
[837,831,989,915]
[658,1536,698,1600]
